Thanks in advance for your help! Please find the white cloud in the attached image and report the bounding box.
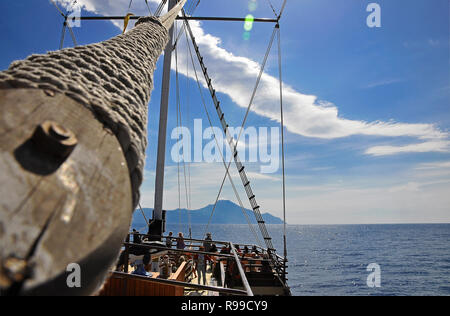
[415,160,450,170]
[55,0,449,157]
[388,182,420,193]
[365,78,405,89]
[365,140,450,156]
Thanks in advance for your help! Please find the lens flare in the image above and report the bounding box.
[244,14,255,32]
[248,0,258,12]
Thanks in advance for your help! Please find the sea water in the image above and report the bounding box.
[133,223,450,296]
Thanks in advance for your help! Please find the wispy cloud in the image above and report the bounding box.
[365,78,405,89]
[428,39,440,47]
[388,182,421,193]
[365,140,450,156]
[403,38,444,49]
[415,160,450,170]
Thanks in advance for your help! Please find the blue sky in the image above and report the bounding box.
[1,0,449,224]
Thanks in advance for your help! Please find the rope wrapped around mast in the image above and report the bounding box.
[0,17,169,208]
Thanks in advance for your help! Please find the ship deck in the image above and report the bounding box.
[98,233,290,296]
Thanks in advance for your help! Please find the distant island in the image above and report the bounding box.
[132,199,284,227]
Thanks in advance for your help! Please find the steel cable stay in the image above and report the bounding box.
[59,21,67,50]
[277,25,288,278]
[172,0,201,53]
[155,0,168,17]
[67,23,78,47]
[180,22,264,248]
[266,0,279,18]
[144,0,153,16]
[278,0,288,20]
[185,0,200,16]
[175,22,194,239]
[184,30,193,241]
[183,12,278,252]
[171,2,262,246]
[174,22,183,235]
[219,27,278,251]
[138,202,149,227]
[182,14,279,253]
[51,0,78,48]
[175,1,196,238]
[155,0,199,17]
[182,22,263,247]
[127,0,134,13]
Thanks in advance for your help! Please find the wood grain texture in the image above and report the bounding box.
[0,88,133,295]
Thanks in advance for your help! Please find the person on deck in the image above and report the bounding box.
[194,246,211,285]
[132,253,151,277]
[203,232,213,252]
[166,231,173,248]
[176,232,185,250]
[251,245,259,257]
[220,245,230,254]
[132,229,141,244]
[203,233,213,270]
[159,255,171,279]
[261,254,272,273]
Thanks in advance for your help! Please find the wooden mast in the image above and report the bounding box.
[0,0,186,296]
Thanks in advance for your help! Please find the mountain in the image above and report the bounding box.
[132,199,284,227]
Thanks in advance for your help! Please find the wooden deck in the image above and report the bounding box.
[98,262,186,296]
[185,268,219,296]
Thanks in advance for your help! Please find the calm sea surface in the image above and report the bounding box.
[133,223,450,296]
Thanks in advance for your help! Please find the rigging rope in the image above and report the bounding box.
[51,0,78,47]
[155,0,168,17]
[206,25,278,245]
[173,0,201,50]
[184,32,193,239]
[266,0,278,18]
[175,21,192,238]
[182,20,263,247]
[50,0,65,17]
[67,24,78,46]
[186,0,201,15]
[144,0,153,16]
[138,202,149,226]
[278,0,288,20]
[277,26,288,262]
[59,21,67,49]
[127,0,133,13]
[174,21,183,235]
